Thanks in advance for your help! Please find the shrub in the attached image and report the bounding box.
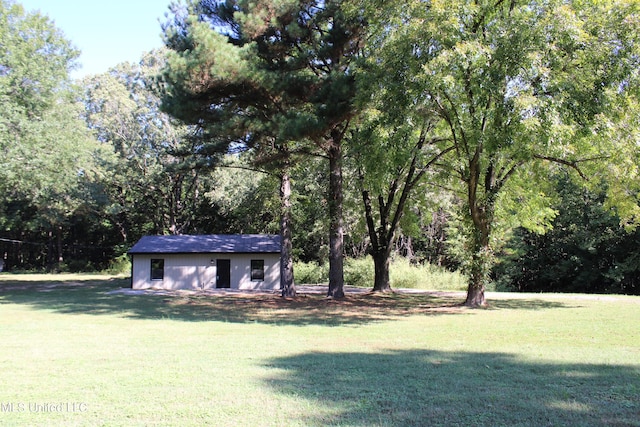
[293,261,328,284]
[294,257,467,291]
[390,257,467,291]
[344,257,374,288]
[389,257,422,289]
[104,254,131,276]
[59,260,96,273]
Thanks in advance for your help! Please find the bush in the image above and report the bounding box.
[294,258,376,288]
[390,257,467,291]
[293,261,328,284]
[344,257,374,288]
[294,257,467,291]
[58,260,96,273]
[104,254,131,276]
[389,257,422,289]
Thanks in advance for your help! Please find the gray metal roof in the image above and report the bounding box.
[128,234,281,254]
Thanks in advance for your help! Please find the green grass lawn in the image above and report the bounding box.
[0,274,639,426]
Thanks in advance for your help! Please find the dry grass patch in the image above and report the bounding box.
[168,291,468,324]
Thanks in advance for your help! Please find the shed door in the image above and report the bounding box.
[216,259,231,288]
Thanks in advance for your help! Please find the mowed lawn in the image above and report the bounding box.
[0,275,638,426]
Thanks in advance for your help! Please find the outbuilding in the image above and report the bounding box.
[128,234,281,290]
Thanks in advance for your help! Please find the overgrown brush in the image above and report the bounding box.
[293,261,328,285]
[294,257,466,291]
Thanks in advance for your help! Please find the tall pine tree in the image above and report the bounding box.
[159,0,365,297]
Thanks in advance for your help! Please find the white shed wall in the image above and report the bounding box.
[131,253,280,290]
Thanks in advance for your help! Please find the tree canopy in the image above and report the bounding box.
[159,0,366,297]
[366,0,640,305]
[1,0,639,302]
[0,0,107,268]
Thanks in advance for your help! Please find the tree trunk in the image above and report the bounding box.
[57,225,63,264]
[464,147,493,307]
[464,216,492,307]
[45,230,52,270]
[327,142,345,298]
[465,281,485,307]
[280,169,296,297]
[362,189,393,292]
[372,249,392,292]
[465,242,488,307]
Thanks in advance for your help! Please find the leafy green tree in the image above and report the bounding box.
[81,54,207,243]
[159,0,365,297]
[592,14,640,228]
[289,157,330,263]
[0,0,106,269]
[495,174,640,295]
[346,4,458,291]
[350,119,454,292]
[204,157,280,235]
[388,0,639,306]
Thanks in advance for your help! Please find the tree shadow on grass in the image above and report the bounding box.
[485,297,582,310]
[0,277,572,326]
[263,349,640,426]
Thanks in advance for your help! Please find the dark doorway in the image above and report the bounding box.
[216,259,231,288]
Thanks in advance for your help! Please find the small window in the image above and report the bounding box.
[251,260,264,281]
[151,259,164,280]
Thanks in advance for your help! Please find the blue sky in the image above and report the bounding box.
[18,0,173,78]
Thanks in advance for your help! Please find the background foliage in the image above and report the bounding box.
[494,174,640,294]
[1,0,638,295]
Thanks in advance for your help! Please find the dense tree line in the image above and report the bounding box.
[494,174,640,295]
[1,0,638,302]
[0,1,109,270]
